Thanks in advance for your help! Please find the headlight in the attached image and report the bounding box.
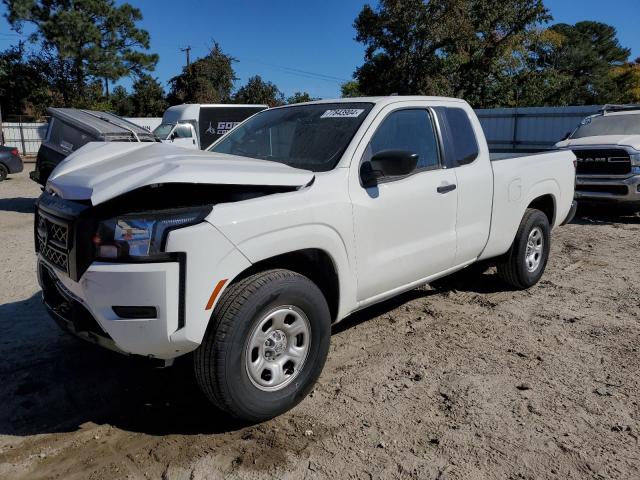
[94,207,210,259]
[630,153,640,167]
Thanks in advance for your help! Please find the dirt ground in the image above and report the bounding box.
[0,168,638,480]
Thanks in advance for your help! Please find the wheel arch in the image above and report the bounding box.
[228,248,342,323]
[527,193,556,226]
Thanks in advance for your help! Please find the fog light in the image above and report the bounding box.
[112,306,157,319]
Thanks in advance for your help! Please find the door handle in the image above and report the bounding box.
[437,184,457,194]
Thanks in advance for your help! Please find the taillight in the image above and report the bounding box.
[10,148,19,156]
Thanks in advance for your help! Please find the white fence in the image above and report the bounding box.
[1,121,48,156]
[1,117,162,156]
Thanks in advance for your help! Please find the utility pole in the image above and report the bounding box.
[181,46,191,69]
[181,46,192,100]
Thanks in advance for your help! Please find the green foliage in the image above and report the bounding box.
[0,45,51,117]
[353,0,550,107]
[3,0,157,104]
[235,75,284,106]
[130,74,167,116]
[352,1,638,107]
[340,80,362,98]
[535,22,632,105]
[168,43,237,104]
[287,91,318,104]
[109,85,134,116]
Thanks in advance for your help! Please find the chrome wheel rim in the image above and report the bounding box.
[244,306,311,391]
[525,226,544,272]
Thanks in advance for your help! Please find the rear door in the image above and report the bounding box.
[433,106,493,264]
[349,104,458,302]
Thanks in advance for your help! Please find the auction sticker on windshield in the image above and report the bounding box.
[321,109,365,118]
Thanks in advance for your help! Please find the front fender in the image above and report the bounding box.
[223,223,356,321]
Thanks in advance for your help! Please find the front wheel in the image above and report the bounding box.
[194,269,331,422]
[497,208,550,289]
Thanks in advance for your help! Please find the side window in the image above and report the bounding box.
[48,120,91,153]
[368,109,439,170]
[437,108,479,166]
[174,124,193,138]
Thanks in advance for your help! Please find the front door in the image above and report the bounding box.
[349,107,458,302]
[171,123,198,149]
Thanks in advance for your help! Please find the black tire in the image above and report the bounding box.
[194,269,331,422]
[497,208,550,289]
[0,164,8,182]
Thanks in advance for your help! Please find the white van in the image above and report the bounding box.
[153,104,267,150]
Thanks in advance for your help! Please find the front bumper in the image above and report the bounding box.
[575,174,640,205]
[39,258,186,359]
[37,220,252,360]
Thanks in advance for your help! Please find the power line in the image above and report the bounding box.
[238,57,349,84]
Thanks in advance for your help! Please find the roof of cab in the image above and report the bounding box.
[271,95,469,109]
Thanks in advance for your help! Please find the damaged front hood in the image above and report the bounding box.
[47,142,314,205]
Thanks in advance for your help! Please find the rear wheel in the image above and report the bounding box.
[194,269,331,422]
[0,164,8,181]
[497,208,550,289]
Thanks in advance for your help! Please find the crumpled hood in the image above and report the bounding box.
[555,135,640,151]
[47,142,314,205]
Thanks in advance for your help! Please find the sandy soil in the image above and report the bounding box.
[0,169,639,480]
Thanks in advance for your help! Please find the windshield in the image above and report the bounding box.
[571,113,640,139]
[153,123,175,139]
[208,102,374,171]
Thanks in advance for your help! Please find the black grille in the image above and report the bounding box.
[573,149,631,176]
[36,210,72,274]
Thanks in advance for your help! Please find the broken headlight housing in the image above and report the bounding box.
[94,207,210,259]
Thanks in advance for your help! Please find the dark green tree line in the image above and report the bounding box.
[350,0,640,107]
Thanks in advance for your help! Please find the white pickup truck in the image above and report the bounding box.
[555,105,640,207]
[36,96,577,421]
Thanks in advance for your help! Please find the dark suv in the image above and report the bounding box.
[0,145,23,181]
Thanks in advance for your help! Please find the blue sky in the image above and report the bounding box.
[1,0,639,99]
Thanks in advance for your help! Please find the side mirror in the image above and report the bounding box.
[170,131,178,141]
[360,150,419,187]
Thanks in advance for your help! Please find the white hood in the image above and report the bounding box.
[555,135,640,151]
[47,142,314,205]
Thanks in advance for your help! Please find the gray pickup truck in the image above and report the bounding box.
[555,105,640,208]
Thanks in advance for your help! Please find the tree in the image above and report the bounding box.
[0,44,51,116]
[340,80,362,98]
[538,22,632,105]
[234,75,284,106]
[168,43,236,104]
[109,85,133,116]
[611,58,640,104]
[287,91,318,104]
[352,0,550,107]
[3,0,158,101]
[130,74,167,116]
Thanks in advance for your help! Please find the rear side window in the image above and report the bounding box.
[47,118,91,154]
[368,109,440,170]
[435,107,479,166]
